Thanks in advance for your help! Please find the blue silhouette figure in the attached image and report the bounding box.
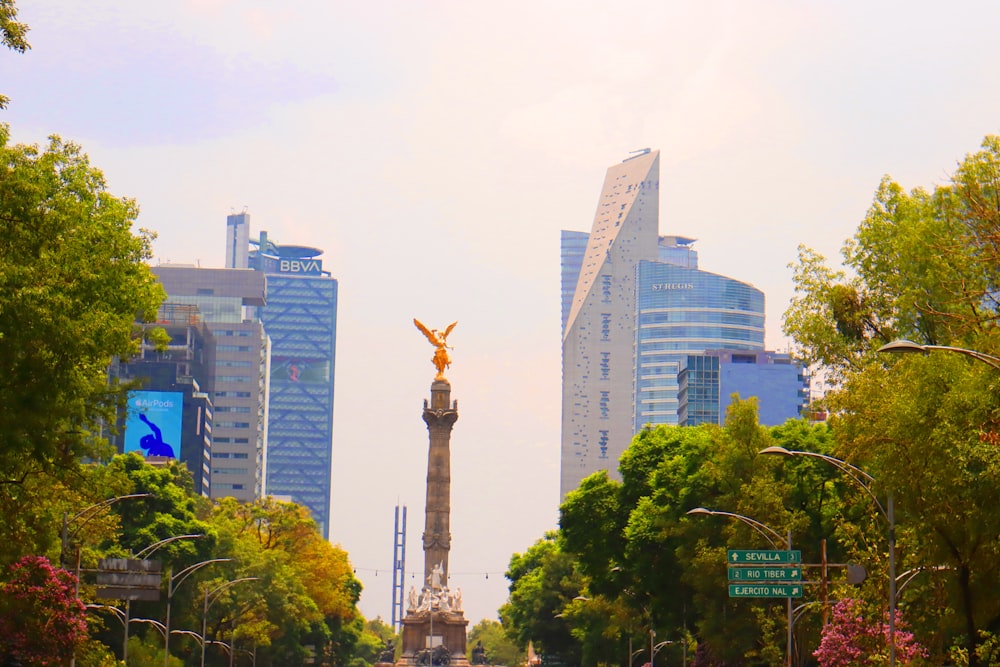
[138,413,175,458]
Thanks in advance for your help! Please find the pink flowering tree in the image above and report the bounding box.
[814,598,928,667]
[0,555,88,665]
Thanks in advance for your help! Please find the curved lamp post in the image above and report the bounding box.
[760,446,896,667]
[649,632,672,667]
[163,559,231,667]
[85,605,167,666]
[64,492,152,667]
[108,534,202,666]
[201,577,259,667]
[686,508,788,550]
[686,507,793,667]
[877,340,1000,370]
[61,493,153,567]
[131,617,167,640]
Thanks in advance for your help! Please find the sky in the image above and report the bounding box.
[5,0,1000,627]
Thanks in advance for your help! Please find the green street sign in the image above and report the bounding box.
[729,584,803,598]
[727,549,801,564]
[727,566,802,582]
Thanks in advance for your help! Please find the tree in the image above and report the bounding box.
[500,532,584,665]
[355,618,397,667]
[0,125,165,483]
[813,598,927,667]
[783,135,1000,665]
[0,555,87,665]
[0,0,30,109]
[468,619,522,667]
[205,496,365,667]
[523,401,848,666]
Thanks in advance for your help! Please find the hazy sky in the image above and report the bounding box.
[6,0,1000,626]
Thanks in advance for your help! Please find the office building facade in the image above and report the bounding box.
[677,350,809,427]
[152,266,270,503]
[561,150,661,498]
[634,260,765,430]
[113,303,214,495]
[227,220,338,540]
[561,150,798,498]
[560,230,590,334]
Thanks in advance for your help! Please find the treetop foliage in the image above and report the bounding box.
[0,0,30,109]
[0,125,165,482]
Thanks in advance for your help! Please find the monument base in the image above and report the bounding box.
[397,609,469,667]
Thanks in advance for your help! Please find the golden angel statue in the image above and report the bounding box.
[414,319,457,380]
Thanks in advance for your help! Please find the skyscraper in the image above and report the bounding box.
[677,350,809,427]
[152,265,270,502]
[561,149,661,498]
[634,259,765,430]
[227,219,339,540]
[113,302,214,496]
[560,150,803,498]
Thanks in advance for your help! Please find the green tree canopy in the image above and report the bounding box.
[0,0,29,109]
[783,135,1000,665]
[0,125,165,483]
[468,619,523,667]
[500,531,584,665]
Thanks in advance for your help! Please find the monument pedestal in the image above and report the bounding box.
[397,609,469,667]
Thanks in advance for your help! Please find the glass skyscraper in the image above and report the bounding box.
[677,350,809,427]
[561,150,661,498]
[635,261,765,429]
[560,230,589,334]
[560,150,805,498]
[228,216,339,541]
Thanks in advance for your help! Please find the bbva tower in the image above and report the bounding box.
[560,149,767,498]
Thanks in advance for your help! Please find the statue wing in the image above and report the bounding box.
[414,318,438,345]
[442,321,458,341]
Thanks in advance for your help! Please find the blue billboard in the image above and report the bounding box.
[125,391,183,459]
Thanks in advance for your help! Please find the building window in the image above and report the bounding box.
[212,467,249,475]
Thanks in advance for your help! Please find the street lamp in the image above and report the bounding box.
[201,577,259,667]
[686,507,794,667]
[877,340,1000,370]
[759,446,896,667]
[111,534,202,666]
[63,492,152,667]
[85,605,167,665]
[650,636,672,667]
[163,558,231,667]
[685,508,788,550]
[131,617,167,640]
[60,493,153,567]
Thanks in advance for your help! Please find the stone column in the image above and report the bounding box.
[422,378,458,585]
